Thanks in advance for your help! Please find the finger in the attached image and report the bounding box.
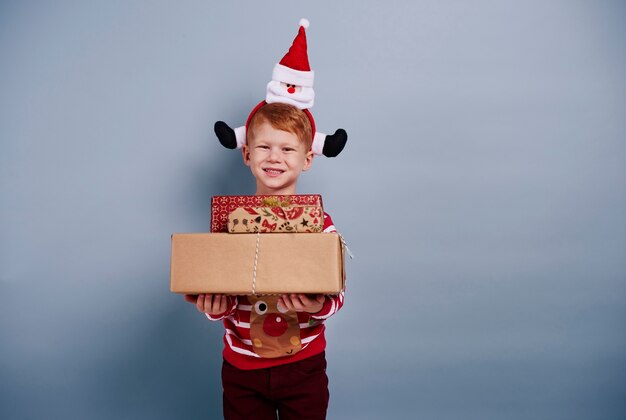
[184,294,198,304]
[280,295,291,311]
[206,294,213,313]
[204,294,215,313]
[217,295,228,313]
[281,295,295,311]
[278,296,290,312]
[290,294,305,311]
[297,294,313,306]
[276,298,288,313]
[196,294,205,312]
[315,294,326,304]
[211,294,222,313]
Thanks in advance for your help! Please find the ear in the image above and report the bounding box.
[302,150,314,172]
[242,144,251,166]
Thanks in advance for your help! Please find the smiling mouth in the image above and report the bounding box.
[264,168,284,176]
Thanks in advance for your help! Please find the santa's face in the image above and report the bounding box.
[266,80,315,110]
[282,82,301,95]
[280,82,302,96]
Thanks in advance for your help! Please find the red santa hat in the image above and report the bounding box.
[244,19,317,146]
[271,18,315,88]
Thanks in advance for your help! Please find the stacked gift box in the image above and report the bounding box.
[170,195,345,295]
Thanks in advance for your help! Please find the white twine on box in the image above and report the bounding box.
[338,233,354,259]
[251,231,261,295]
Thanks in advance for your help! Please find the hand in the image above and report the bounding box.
[184,294,229,315]
[278,294,326,314]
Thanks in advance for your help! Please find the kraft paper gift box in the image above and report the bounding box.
[227,206,324,233]
[170,232,345,295]
[211,195,323,233]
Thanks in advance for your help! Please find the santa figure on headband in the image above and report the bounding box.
[214,18,348,158]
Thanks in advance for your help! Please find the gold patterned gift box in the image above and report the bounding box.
[228,206,324,233]
[211,195,323,233]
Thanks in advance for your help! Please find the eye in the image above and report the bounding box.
[283,147,295,152]
[254,301,268,315]
[257,145,269,150]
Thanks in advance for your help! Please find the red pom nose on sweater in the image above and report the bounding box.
[263,315,289,337]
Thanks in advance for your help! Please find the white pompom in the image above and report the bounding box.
[299,18,309,29]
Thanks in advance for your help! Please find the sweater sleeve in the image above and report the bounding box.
[311,289,345,320]
[311,212,345,320]
[205,296,238,321]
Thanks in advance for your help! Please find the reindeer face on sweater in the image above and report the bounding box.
[248,295,302,358]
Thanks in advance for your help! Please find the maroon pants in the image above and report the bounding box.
[221,352,329,420]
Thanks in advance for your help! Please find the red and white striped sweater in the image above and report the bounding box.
[207,213,344,370]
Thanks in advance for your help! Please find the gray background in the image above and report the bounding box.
[1,1,625,419]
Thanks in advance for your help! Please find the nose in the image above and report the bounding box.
[268,147,281,162]
[263,315,289,337]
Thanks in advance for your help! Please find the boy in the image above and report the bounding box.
[185,102,344,419]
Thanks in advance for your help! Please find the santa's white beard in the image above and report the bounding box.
[266,80,315,109]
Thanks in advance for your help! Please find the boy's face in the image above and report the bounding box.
[243,121,313,195]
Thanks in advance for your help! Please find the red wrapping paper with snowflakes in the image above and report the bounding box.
[211,195,323,233]
[228,206,324,233]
